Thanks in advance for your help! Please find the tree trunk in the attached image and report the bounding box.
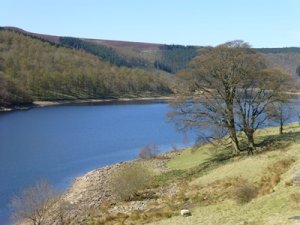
[246,131,255,155]
[228,125,240,154]
[227,103,240,154]
[231,135,240,154]
[279,118,283,135]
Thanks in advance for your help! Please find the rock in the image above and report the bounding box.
[180,209,191,217]
[289,216,300,220]
[293,173,300,185]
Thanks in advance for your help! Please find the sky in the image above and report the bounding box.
[1,0,299,48]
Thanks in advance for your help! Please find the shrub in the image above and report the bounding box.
[138,144,160,159]
[290,193,300,202]
[233,182,258,204]
[110,163,154,201]
[9,180,58,225]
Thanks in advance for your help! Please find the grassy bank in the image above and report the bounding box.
[77,123,300,225]
[146,123,300,225]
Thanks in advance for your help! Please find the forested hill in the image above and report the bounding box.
[0,27,299,107]
[257,50,300,77]
[0,30,173,107]
[2,27,300,78]
[256,47,300,54]
[1,27,199,74]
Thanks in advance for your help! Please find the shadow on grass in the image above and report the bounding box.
[255,130,300,152]
[157,127,300,184]
[185,150,234,180]
[185,129,300,179]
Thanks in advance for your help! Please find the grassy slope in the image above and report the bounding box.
[149,123,300,225]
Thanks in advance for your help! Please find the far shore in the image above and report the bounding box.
[33,92,300,108]
[0,96,176,112]
[33,96,175,107]
[1,91,300,112]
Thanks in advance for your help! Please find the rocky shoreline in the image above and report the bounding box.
[0,106,32,112]
[56,151,181,224]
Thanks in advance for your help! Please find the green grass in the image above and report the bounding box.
[167,146,215,170]
[167,123,300,171]
[148,186,300,225]
[147,123,300,225]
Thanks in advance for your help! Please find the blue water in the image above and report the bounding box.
[0,102,195,224]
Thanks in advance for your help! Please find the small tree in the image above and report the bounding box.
[138,144,159,159]
[10,180,58,225]
[267,96,293,135]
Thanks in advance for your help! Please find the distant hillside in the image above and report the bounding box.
[262,53,300,77]
[2,27,300,77]
[256,47,300,54]
[1,27,199,74]
[0,27,299,108]
[255,48,300,77]
[0,29,173,107]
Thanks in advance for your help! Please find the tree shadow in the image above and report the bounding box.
[183,127,300,179]
[255,130,300,153]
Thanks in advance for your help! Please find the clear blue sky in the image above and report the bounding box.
[1,0,299,47]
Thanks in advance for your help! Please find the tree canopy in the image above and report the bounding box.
[0,30,173,107]
[169,41,294,154]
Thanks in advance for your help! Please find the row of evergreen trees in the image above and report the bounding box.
[60,38,199,74]
[154,45,198,73]
[59,37,148,68]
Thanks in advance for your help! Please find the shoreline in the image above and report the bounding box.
[2,91,300,112]
[60,150,182,222]
[33,96,175,107]
[0,96,175,112]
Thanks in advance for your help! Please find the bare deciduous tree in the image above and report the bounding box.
[169,41,295,155]
[235,68,293,152]
[169,41,265,154]
[10,180,58,225]
[267,92,294,135]
[138,144,159,159]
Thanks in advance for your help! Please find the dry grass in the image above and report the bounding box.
[81,123,300,225]
[146,123,300,225]
[110,163,155,201]
[82,206,176,225]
